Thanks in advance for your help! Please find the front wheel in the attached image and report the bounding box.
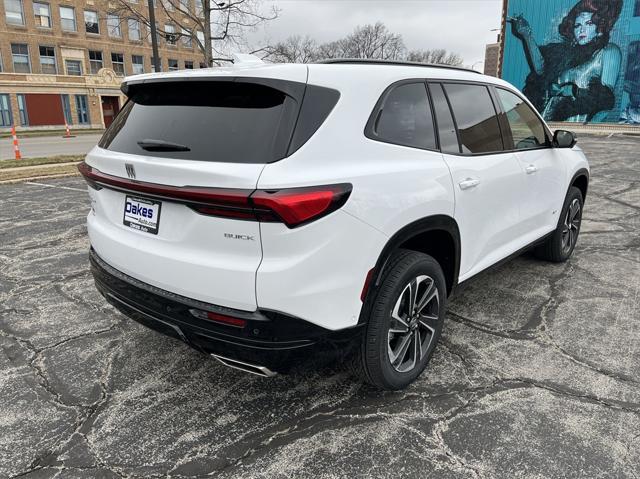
[535,186,584,262]
[357,250,447,390]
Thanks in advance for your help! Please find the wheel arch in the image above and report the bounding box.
[570,168,589,201]
[359,215,461,324]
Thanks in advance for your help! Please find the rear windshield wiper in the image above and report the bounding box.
[137,139,191,152]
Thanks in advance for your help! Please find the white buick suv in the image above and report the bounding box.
[79,59,589,390]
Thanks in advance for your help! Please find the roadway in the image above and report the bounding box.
[0,133,102,159]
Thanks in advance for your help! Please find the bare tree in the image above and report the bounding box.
[326,22,406,60]
[114,0,278,66]
[407,49,463,66]
[264,23,463,66]
[266,35,320,63]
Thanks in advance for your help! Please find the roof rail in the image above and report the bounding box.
[317,58,482,75]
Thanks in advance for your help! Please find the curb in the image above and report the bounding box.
[0,171,80,185]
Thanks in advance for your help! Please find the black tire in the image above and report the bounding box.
[356,249,447,390]
[535,186,584,263]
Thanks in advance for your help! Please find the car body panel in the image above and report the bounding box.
[84,147,266,312]
[443,151,526,279]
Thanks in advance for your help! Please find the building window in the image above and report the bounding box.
[195,0,203,16]
[89,50,103,74]
[4,0,24,25]
[635,0,640,16]
[131,55,144,74]
[151,56,161,72]
[184,60,193,69]
[11,43,30,73]
[128,18,141,40]
[39,46,57,74]
[107,14,121,37]
[111,52,125,75]
[199,62,205,69]
[84,10,99,34]
[0,94,13,127]
[61,94,72,124]
[17,94,28,125]
[181,28,192,48]
[168,58,178,70]
[65,59,82,75]
[75,95,89,124]
[165,24,176,45]
[179,0,189,10]
[196,30,204,47]
[33,2,51,28]
[162,0,174,12]
[60,6,76,31]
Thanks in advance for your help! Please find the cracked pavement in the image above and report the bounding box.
[0,135,639,478]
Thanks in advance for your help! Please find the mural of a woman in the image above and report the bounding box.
[510,0,623,123]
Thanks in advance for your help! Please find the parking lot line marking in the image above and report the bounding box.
[25,181,86,192]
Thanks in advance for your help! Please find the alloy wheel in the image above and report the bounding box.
[387,275,440,373]
[561,198,581,254]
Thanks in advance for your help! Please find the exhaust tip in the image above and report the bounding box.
[211,354,277,378]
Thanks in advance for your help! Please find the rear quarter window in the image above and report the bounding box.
[366,82,437,150]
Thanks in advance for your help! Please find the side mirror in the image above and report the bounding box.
[553,130,577,148]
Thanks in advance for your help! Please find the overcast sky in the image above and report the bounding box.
[246,0,504,68]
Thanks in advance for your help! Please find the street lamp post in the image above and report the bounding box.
[472,60,484,72]
[148,0,161,72]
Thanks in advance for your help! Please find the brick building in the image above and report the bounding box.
[0,0,207,131]
[483,35,501,77]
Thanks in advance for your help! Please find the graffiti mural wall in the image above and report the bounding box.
[502,0,640,124]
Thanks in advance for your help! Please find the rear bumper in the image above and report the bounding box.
[89,248,363,373]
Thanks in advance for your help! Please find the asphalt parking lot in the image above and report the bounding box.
[1,135,639,478]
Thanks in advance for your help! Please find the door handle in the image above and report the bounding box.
[458,178,480,190]
[525,165,538,174]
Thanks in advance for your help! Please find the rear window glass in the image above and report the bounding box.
[443,83,504,154]
[99,81,298,163]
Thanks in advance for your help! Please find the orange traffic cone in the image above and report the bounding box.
[11,125,21,160]
[63,122,75,138]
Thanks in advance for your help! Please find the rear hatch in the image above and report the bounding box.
[83,67,307,311]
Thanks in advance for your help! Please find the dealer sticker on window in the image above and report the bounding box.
[123,196,161,235]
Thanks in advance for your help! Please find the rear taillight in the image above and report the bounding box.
[250,185,351,228]
[192,184,352,227]
[78,162,351,228]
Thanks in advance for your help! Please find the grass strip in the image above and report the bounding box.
[0,163,80,182]
[0,155,84,169]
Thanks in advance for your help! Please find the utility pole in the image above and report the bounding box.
[148,0,161,72]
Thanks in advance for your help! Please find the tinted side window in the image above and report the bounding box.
[496,88,548,150]
[371,82,436,150]
[428,83,459,154]
[443,83,503,154]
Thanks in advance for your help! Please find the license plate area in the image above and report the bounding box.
[123,195,161,235]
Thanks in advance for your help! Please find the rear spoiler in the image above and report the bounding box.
[121,76,307,103]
